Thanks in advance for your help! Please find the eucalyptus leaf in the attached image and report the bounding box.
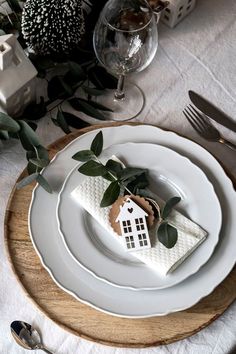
[61,112,90,129]
[16,173,38,189]
[69,98,107,120]
[0,112,20,132]
[80,98,113,112]
[78,160,107,176]
[59,77,74,97]
[88,66,118,89]
[90,131,103,156]
[36,174,53,193]
[126,172,149,193]
[82,86,105,96]
[100,181,120,207]
[135,188,157,200]
[56,110,71,134]
[18,120,41,150]
[68,61,86,80]
[161,196,181,219]
[102,172,116,182]
[0,130,9,140]
[29,158,49,168]
[27,161,38,175]
[119,167,147,181]
[26,145,49,162]
[106,159,123,176]
[72,150,95,162]
[51,118,59,127]
[157,222,178,249]
[23,97,46,120]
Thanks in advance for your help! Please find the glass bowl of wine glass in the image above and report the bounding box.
[93,0,158,121]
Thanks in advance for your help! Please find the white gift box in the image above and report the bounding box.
[161,0,196,28]
[0,34,37,116]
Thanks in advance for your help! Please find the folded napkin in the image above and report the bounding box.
[71,174,207,276]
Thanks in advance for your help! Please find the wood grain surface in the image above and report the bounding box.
[4,123,236,348]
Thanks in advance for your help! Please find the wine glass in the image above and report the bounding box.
[93,0,158,121]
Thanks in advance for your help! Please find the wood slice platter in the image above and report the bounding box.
[4,122,236,348]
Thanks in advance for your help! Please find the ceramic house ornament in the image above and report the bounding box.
[0,34,37,116]
[115,198,151,252]
[161,0,196,28]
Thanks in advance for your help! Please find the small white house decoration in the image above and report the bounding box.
[161,0,196,28]
[115,198,151,252]
[0,34,37,116]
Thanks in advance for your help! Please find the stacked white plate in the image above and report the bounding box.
[29,125,236,318]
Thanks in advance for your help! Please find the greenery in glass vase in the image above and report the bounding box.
[0,0,118,190]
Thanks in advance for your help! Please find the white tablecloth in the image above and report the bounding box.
[1,0,236,352]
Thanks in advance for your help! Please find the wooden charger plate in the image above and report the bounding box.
[4,122,236,348]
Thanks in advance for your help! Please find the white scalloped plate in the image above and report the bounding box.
[57,143,221,290]
[28,125,236,318]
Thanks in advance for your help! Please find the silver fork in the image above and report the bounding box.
[183,104,236,151]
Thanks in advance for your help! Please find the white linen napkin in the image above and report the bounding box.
[71,175,207,276]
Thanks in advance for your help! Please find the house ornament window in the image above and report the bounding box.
[122,220,132,233]
[125,236,135,249]
[138,233,148,247]
[135,218,145,231]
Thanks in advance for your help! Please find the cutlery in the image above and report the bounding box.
[183,105,236,151]
[188,90,236,133]
[10,320,54,353]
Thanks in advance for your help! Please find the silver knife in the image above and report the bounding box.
[189,91,236,133]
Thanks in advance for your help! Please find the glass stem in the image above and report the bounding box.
[114,74,125,100]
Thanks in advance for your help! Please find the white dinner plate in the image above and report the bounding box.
[57,143,221,290]
[29,125,236,318]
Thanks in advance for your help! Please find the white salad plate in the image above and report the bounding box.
[57,142,222,290]
[29,125,236,318]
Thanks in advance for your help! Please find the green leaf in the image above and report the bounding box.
[27,161,38,175]
[90,131,103,156]
[72,150,95,162]
[51,118,59,127]
[69,98,107,120]
[36,174,53,193]
[48,77,69,100]
[0,130,9,140]
[22,97,47,120]
[82,86,105,96]
[100,181,120,207]
[56,110,71,134]
[26,145,49,164]
[16,173,38,189]
[6,0,21,12]
[88,66,118,89]
[106,159,123,176]
[78,160,107,176]
[102,172,116,182]
[18,120,41,150]
[68,61,86,80]
[84,99,113,112]
[119,167,147,181]
[126,172,149,193]
[161,196,181,219]
[0,112,20,132]
[135,188,157,200]
[157,222,178,249]
[29,158,49,168]
[58,77,74,97]
[62,112,90,129]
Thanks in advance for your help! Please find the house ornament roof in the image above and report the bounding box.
[115,197,148,223]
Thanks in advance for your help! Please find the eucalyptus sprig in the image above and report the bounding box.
[72,131,147,207]
[156,197,181,248]
[72,131,181,249]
